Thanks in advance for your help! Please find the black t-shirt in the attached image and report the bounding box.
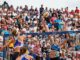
[40,7,44,14]
[45,16,51,23]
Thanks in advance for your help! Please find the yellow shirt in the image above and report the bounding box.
[8,40,14,48]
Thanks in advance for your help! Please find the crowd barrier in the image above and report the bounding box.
[3,31,80,36]
[0,31,80,60]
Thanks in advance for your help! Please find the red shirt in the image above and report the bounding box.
[64,10,68,14]
[3,26,8,30]
[75,9,79,13]
[70,11,74,15]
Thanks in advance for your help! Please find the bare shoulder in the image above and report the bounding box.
[29,55,33,58]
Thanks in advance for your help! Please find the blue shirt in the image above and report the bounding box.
[54,19,63,29]
[22,57,28,60]
[48,23,52,28]
[51,44,60,51]
[14,40,21,47]
[2,30,10,35]
[75,45,80,51]
[21,54,28,60]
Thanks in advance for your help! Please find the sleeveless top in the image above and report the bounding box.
[21,54,28,60]
[21,54,33,60]
[14,40,24,48]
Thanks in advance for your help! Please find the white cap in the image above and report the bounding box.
[22,28,26,33]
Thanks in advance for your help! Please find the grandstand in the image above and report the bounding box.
[0,1,80,60]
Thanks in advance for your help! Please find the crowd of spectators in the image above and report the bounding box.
[0,2,80,60]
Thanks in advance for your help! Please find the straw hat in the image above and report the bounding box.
[32,37,38,42]
[43,12,49,18]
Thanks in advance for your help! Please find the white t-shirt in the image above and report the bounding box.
[67,26,72,31]
[34,26,37,32]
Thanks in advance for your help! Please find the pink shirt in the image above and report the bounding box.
[50,17,56,24]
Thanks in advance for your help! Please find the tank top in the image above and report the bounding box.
[14,40,24,47]
[21,54,33,60]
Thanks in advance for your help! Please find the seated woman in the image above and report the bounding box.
[16,46,33,60]
[10,35,26,60]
